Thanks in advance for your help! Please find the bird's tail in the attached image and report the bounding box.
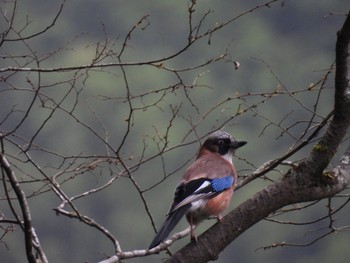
[149,205,190,249]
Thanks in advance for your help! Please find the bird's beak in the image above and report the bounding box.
[230,140,247,149]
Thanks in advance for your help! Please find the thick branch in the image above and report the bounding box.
[166,146,350,263]
[304,11,350,176]
[167,11,350,263]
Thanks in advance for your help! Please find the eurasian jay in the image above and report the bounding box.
[149,130,246,249]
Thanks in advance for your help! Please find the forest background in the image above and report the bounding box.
[0,0,349,262]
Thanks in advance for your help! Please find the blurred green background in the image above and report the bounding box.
[0,0,349,262]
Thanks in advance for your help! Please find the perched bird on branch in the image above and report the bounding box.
[149,130,246,249]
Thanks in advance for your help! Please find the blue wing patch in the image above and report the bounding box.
[211,176,234,192]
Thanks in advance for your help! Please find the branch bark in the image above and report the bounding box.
[166,11,350,263]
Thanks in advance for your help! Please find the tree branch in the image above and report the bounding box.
[304,10,350,176]
[0,152,48,263]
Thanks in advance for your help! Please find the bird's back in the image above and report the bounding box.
[182,149,237,183]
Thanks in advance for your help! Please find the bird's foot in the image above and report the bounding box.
[190,232,198,243]
[217,214,223,222]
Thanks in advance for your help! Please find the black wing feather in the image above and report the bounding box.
[169,178,208,212]
[148,204,191,249]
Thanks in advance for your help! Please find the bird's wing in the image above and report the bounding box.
[149,175,234,249]
[169,175,234,214]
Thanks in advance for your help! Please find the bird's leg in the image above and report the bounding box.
[190,225,197,242]
[189,216,197,242]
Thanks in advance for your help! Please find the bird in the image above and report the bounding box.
[148,130,247,249]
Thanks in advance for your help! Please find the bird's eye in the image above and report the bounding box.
[218,139,224,145]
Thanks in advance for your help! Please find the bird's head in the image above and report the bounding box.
[200,131,247,162]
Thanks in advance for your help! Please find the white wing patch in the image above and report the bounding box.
[170,181,212,213]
